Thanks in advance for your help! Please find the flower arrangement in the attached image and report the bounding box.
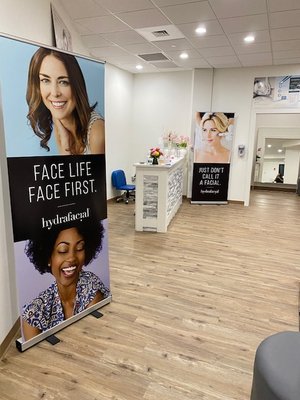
[162,131,190,148]
[150,147,163,158]
[163,131,177,145]
[174,135,190,148]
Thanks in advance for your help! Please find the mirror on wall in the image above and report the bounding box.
[254,137,300,185]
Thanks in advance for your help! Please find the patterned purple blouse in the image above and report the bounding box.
[22,270,110,333]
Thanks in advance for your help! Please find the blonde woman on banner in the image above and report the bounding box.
[194,112,234,163]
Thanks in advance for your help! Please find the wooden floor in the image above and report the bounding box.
[1,190,300,400]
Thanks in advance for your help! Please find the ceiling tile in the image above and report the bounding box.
[220,14,268,34]
[116,9,170,29]
[269,10,300,29]
[271,27,300,41]
[105,54,142,63]
[190,35,231,48]
[152,38,193,51]
[152,0,200,6]
[267,0,300,12]
[198,46,235,57]
[238,53,272,66]
[274,57,300,65]
[161,1,216,24]
[73,21,94,35]
[209,0,267,18]
[102,30,147,45]
[177,20,224,38]
[163,48,202,60]
[95,0,155,13]
[176,58,211,68]
[118,63,158,73]
[122,42,161,54]
[59,0,109,19]
[75,15,129,34]
[206,55,241,67]
[273,50,300,59]
[56,0,300,73]
[81,34,111,48]
[233,42,271,55]
[228,30,270,45]
[90,46,131,58]
[272,39,300,51]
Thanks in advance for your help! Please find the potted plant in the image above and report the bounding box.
[150,147,163,165]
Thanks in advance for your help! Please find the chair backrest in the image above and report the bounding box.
[111,170,127,189]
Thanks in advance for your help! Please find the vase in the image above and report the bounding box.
[152,157,158,165]
[179,148,187,158]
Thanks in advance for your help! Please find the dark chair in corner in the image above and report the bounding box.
[251,331,300,400]
[111,169,135,204]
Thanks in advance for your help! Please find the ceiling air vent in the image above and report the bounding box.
[135,25,184,42]
[138,53,169,62]
[152,30,170,38]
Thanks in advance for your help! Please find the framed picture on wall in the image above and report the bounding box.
[51,3,72,51]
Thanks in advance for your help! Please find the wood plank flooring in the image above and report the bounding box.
[1,190,300,400]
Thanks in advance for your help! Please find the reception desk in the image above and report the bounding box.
[134,157,185,232]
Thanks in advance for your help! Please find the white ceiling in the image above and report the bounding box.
[264,138,300,159]
[58,0,300,73]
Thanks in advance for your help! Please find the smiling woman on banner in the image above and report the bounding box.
[26,47,105,155]
[22,220,110,341]
[194,112,234,164]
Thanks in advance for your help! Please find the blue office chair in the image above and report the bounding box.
[111,169,135,204]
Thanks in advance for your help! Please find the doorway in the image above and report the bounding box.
[248,111,300,203]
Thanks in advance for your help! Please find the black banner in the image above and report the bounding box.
[7,154,107,241]
[191,163,230,203]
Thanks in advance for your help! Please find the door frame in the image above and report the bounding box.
[244,107,300,206]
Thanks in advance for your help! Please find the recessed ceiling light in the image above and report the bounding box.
[136,64,143,70]
[180,52,189,59]
[278,149,283,153]
[195,27,206,35]
[171,44,176,48]
[267,144,272,148]
[244,35,255,43]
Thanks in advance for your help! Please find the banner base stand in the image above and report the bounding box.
[45,335,60,346]
[15,295,112,352]
[190,201,228,205]
[90,310,103,319]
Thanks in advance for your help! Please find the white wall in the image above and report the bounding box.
[132,70,193,163]
[105,64,134,198]
[262,161,281,182]
[0,0,52,44]
[0,90,18,345]
[285,149,300,184]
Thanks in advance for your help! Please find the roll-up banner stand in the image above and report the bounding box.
[191,112,235,204]
[0,34,111,351]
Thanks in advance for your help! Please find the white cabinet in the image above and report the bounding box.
[134,157,185,232]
